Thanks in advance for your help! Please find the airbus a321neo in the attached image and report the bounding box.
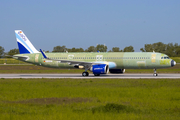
[13,30,176,76]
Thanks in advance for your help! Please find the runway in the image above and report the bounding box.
[0,73,180,79]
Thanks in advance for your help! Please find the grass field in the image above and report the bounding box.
[171,57,180,63]
[0,59,28,64]
[0,78,180,120]
[0,64,179,73]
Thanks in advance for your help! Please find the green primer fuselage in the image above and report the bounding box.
[14,52,173,69]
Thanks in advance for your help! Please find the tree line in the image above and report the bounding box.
[0,42,180,57]
[140,42,180,57]
[52,45,134,53]
[0,47,20,58]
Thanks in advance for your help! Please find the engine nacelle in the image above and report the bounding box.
[109,69,125,74]
[90,64,109,74]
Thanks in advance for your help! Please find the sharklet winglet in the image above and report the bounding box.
[40,49,48,59]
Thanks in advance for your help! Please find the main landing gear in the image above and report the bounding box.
[82,72,89,76]
[153,69,158,76]
[82,65,89,77]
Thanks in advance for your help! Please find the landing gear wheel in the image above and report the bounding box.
[153,73,158,76]
[153,69,158,77]
[94,74,100,76]
[82,72,89,77]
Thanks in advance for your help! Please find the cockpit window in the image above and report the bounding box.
[163,57,170,59]
[161,57,163,59]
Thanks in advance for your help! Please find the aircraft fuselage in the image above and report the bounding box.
[14,52,174,69]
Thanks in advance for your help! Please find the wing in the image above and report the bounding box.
[40,49,93,66]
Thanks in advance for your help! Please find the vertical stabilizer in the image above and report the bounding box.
[15,30,39,54]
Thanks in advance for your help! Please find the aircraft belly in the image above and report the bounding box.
[137,61,146,68]
[57,62,73,68]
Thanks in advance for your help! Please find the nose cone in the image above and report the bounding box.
[171,60,176,67]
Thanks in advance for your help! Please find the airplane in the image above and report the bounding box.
[13,30,176,77]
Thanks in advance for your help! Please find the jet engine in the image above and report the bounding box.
[90,64,109,75]
[109,69,125,74]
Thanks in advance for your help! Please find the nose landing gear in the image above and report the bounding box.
[153,69,158,76]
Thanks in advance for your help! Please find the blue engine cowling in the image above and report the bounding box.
[91,64,109,74]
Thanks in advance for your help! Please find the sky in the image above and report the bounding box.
[0,0,180,52]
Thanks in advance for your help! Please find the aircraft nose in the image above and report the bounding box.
[171,60,176,67]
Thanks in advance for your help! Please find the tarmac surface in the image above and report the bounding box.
[0,73,180,79]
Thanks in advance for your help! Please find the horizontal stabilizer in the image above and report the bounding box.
[13,55,28,59]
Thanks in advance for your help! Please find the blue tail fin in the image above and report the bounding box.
[15,30,39,54]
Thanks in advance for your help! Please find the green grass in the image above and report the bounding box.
[0,58,28,64]
[0,78,180,119]
[171,57,180,63]
[0,65,85,73]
